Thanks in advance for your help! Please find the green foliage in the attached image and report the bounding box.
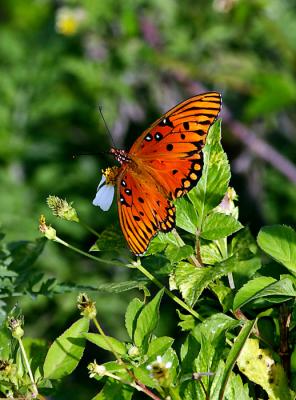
[1,1,296,396]
[0,118,295,399]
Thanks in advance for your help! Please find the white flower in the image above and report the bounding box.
[93,175,115,211]
[146,355,172,375]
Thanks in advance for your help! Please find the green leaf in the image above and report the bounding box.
[194,331,225,397]
[257,225,296,275]
[147,231,179,255]
[0,326,12,360]
[237,338,292,400]
[201,212,243,240]
[125,298,144,341]
[224,372,252,400]
[188,120,230,228]
[43,317,89,379]
[147,336,174,362]
[165,244,193,263]
[90,226,126,252]
[133,289,164,348]
[218,320,256,400]
[83,333,126,355]
[97,280,147,293]
[209,281,233,312]
[175,197,198,234]
[174,258,240,307]
[177,310,196,331]
[194,313,240,343]
[8,238,46,272]
[92,380,133,400]
[233,277,296,310]
[200,241,224,264]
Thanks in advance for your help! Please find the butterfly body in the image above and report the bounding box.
[102,92,222,255]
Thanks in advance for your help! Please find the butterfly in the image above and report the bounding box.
[93,92,222,256]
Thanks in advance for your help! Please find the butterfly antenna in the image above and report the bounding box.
[72,151,108,159]
[98,105,116,148]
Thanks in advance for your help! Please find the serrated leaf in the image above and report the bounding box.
[175,197,198,234]
[97,280,147,293]
[125,298,144,341]
[224,372,252,400]
[177,310,196,331]
[209,281,233,312]
[147,231,179,255]
[257,225,296,275]
[90,226,126,252]
[134,289,164,348]
[194,314,240,344]
[201,212,243,240]
[188,120,230,228]
[83,333,126,355]
[233,277,296,310]
[43,317,89,379]
[174,258,240,307]
[165,244,193,263]
[200,241,224,265]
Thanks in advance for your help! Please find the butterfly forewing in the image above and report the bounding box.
[116,91,222,255]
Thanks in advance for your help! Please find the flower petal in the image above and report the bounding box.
[97,175,106,190]
[93,184,114,211]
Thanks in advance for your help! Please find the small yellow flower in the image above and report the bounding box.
[55,7,86,36]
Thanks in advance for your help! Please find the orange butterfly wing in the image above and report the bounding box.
[116,167,175,255]
[116,92,222,255]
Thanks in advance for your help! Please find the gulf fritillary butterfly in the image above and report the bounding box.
[94,92,222,255]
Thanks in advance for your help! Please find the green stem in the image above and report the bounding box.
[135,261,202,321]
[92,317,162,400]
[18,338,38,397]
[92,317,123,365]
[79,219,101,238]
[172,229,202,268]
[54,236,125,267]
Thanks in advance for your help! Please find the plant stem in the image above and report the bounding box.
[18,338,38,397]
[135,260,202,321]
[79,219,101,238]
[54,236,125,267]
[92,317,124,365]
[172,229,202,268]
[92,317,162,400]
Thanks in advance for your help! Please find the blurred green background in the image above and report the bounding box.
[1,0,296,398]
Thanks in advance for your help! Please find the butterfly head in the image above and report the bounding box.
[110,148,130,165]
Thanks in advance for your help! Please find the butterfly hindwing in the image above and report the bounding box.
[117,167,175,255]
